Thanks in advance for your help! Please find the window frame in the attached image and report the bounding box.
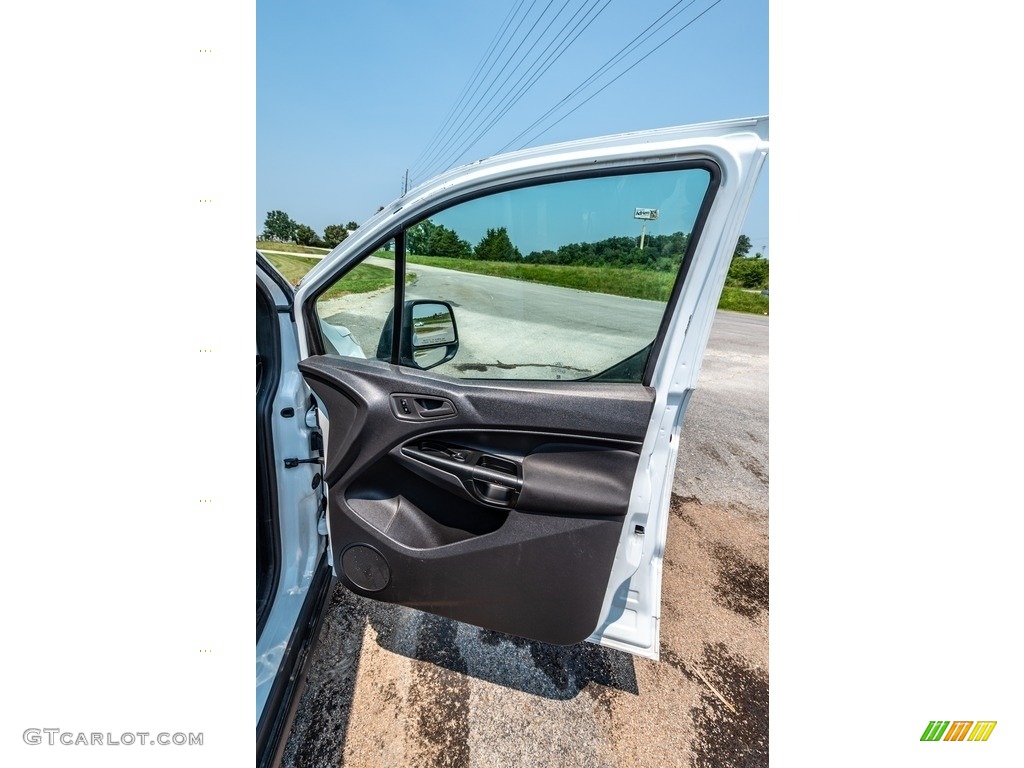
[304,159,722,386]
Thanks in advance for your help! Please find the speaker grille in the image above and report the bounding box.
[341,545,390,592]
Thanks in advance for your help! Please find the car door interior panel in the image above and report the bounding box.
[299,354,654,645]
[257,122,768,767]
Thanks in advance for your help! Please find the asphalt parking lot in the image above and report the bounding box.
[283,310,768,768]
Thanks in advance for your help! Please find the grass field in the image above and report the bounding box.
[401,253,769,314]
[256,241,331,255]
[262,252,400,301]
[264,250,768,315]
[405,253,678,301]
[718,287,770,314]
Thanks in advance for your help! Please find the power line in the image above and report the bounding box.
[411,0,729,185]
[517,0,726,148]
[417,0,612,183]
[496,0,702,154]
[411,0,540,180]
[415,0,562,182]
[407,0,524,178]
[415,0,579,182]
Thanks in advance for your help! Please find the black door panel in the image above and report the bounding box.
[298,355,655,645]
[331,500,623,644]
[300,357,654,483]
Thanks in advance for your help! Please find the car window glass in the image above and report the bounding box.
[314,239,396,359]
[404,168,711,380]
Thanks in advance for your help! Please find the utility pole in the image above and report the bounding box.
[402,169,409,196]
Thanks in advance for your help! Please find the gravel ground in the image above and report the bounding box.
[282,311,768,768]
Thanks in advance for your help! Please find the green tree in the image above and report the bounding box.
[726,255,769,289]
[474,227,521,262]
[323,224,349,248]
[427,226,471,259]
[407,220,440,255]
[524,231,690,268]
[262,210,297,242]
[733,234,752,260]
[294,224,317,246]
[345,220,359,230]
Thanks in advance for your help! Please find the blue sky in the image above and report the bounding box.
[257,0,768,253]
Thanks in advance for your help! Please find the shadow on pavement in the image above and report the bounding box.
[280,586,367,768]
[283,586,640,767]
[370,600,639,701]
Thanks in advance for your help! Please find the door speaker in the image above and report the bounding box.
[341,544,391,592]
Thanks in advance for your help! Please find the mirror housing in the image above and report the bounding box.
[376,300,459,370]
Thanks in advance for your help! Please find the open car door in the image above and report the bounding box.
[292,117,767,659]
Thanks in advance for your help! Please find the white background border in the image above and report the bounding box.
[2,1,1021,765]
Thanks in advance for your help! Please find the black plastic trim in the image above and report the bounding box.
[331,500,622,645]
[391,230,406,365]
[256,281,282,640]
[300,356,654,486]
[587,342,653,383]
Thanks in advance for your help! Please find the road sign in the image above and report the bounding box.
[634,208,659,220]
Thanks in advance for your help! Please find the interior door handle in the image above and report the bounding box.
[471,464,521,490]
[469,455,522,506]
[414,397,455,416]
[390,394,457,420]
[473,480,517,505]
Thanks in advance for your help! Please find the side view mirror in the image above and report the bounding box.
[376,300,460,370]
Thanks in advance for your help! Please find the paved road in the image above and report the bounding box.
[676,311,768,515]
[282,300,769,767]
[318,257,664,379]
